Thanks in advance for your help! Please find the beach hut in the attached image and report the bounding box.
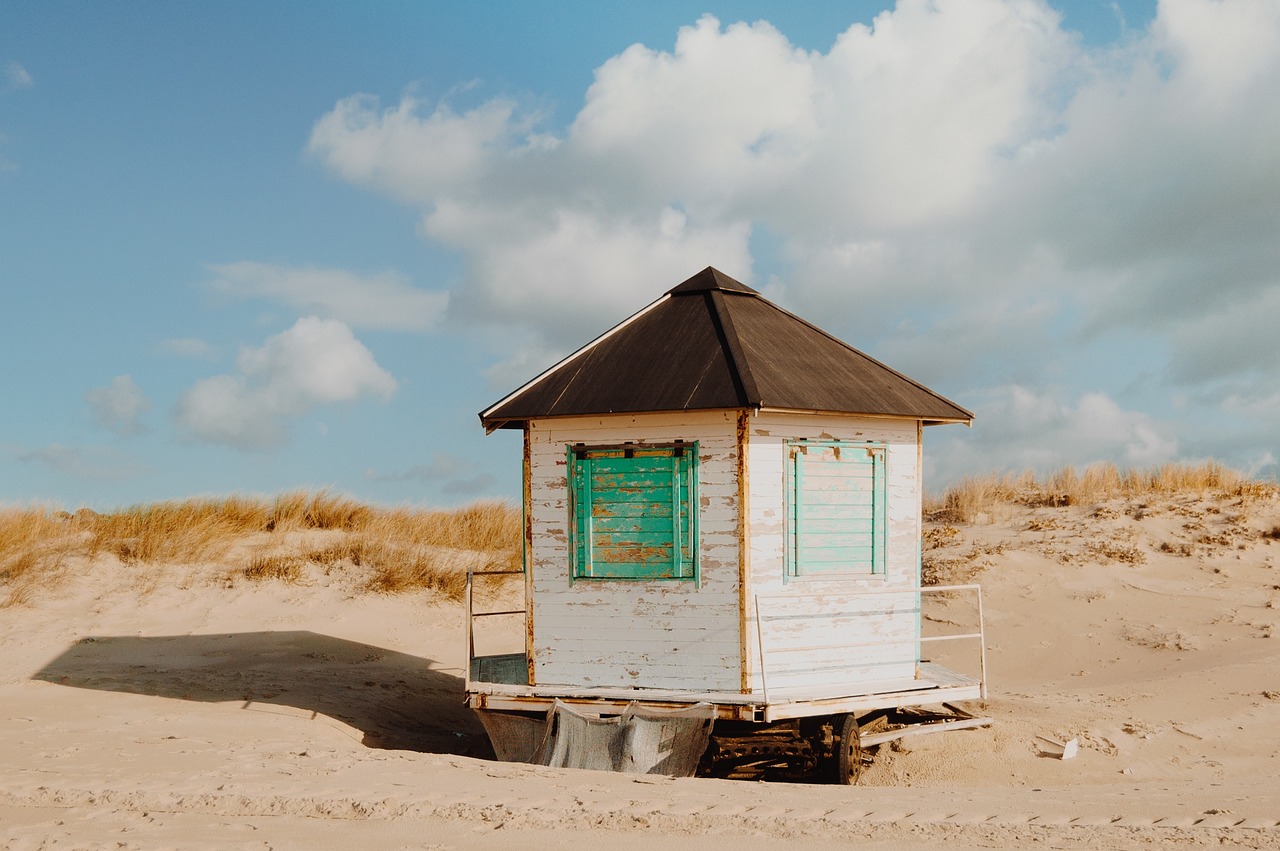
[467,267,988,782]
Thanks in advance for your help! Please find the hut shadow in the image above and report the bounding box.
[32,630,492,757]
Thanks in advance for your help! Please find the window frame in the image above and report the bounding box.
[784,439,887,579]
[566,442,699,583]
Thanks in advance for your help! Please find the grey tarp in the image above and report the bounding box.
[477,700,715,777]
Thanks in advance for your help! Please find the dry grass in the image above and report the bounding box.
[241,554,305,583]
[926,462,1277,523]
[0,508,78,606]
[352,501,521,597]
[86,497,261,565]
[9,461,1270,605]
[267,490,372,532]
[1,493,521,607]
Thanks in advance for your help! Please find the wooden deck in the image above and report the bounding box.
[466,657,982,722]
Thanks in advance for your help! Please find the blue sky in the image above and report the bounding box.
[5,0,1278,511]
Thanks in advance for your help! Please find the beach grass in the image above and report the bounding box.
[925,461,1276,523]
[1,493,520,607]
[5,463,1275,607]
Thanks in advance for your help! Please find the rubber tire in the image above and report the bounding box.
[834,713,863,785]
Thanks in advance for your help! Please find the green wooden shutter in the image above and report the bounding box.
[569,445,697,580]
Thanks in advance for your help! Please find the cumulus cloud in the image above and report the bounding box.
[443,207,751,339]
[208,261,448,331]
[308,92,526,203]
[928,386,1178,485]
[86,375,152,437]
[309,1,1280,478]
[174,317,397,449]
[304,4,1078,366]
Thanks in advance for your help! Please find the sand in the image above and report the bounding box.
[3,491,1280,850]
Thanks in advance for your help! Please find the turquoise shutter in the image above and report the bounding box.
[569,446,696,580]
[789,442,885,576]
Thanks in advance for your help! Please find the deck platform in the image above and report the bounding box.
[466,656,982,722]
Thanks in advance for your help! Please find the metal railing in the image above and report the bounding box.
[464,566,527,692]
[753,584,986,704]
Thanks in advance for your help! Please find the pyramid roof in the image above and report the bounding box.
[480,267,972,429]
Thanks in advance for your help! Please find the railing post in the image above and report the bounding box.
[754,594,768,709]
[464,567,474,693]
[976,585,988,701]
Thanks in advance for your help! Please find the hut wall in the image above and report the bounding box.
[527,410,742,691]
[744,412,922,693]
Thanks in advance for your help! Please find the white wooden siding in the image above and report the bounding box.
[745,413,922,690]
[525,408,926,696]
[527,411,742,691]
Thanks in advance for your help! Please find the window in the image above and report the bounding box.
[786,440,885,577]
[568,443,698,581]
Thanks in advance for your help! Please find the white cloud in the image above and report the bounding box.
[307,4,1073,349]
[208,261,448,331]
[310,1,1280,478]
[173,317,397,450]
[86,375,152,437]
[308,92,525,203]
[442,206,752,339]
[3,61,32,93]
[797,0,1071,229]
[568,17,816,208]
[928,386,1178,486]
[1156,0,1280,100]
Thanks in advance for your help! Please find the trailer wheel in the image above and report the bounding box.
[833,713,863,785]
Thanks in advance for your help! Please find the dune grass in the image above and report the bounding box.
[926,461,1277,523]
[0,507,78,606]
[0,492,521,608]
[5,462,1275,606]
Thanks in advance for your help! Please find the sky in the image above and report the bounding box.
[3,0,1279,511]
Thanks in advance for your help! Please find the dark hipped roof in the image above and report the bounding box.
[480,267,973,429]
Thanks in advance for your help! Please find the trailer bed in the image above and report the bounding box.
[466,658,981,722]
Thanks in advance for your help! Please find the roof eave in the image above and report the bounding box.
[477,293,672,427]
[483,406,973,431]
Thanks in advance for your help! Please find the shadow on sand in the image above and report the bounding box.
[32,630,492,757]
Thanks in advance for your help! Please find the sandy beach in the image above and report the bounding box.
[4,487,1280,850]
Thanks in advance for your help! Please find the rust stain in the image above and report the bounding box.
[737,409,751,694]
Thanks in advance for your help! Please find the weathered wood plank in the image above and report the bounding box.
[740,412,923,693]
[525,411,743,690]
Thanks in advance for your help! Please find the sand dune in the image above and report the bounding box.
[3,488,1280,849]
